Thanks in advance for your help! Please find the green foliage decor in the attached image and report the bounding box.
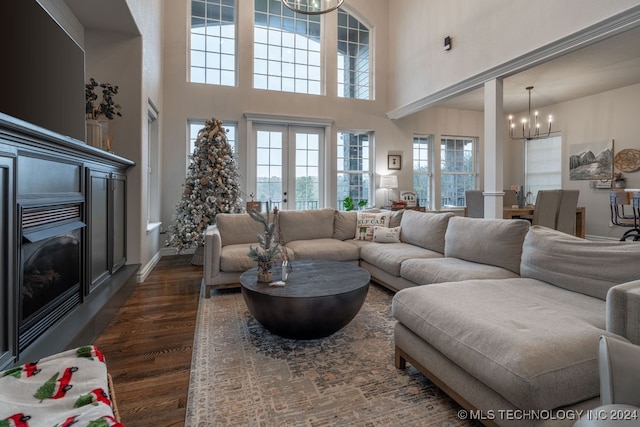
[247,206,280,267]
[85,77,122,120]
[343,196,367,211]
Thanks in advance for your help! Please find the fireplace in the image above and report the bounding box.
[19,205,85,351]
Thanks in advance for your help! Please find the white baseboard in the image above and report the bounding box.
[136,247,198,282]
[136,251,163,282]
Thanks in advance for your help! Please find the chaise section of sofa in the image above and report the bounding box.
[392,226,640,426]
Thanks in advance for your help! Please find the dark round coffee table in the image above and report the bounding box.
[240,260,370,339]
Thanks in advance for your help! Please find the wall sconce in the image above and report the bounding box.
[444,36,452,51]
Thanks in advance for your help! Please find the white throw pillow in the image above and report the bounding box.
[355,211,390,241]
[373,226,401,243]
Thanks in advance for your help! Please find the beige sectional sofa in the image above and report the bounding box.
[203,208,526,295]
[393,226,640,427]
[202,207,640,426]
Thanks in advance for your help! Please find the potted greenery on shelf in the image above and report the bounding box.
[85,77,122,150]
[85,77,122,120]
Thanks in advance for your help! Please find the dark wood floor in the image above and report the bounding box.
[94,255,202,427]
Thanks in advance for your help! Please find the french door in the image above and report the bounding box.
[253,124,324,210]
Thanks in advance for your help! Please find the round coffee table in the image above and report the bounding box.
[240,260,370,339]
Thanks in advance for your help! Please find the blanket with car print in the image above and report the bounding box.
[0,345,122,427]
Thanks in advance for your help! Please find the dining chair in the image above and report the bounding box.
[556,190,579,235]
[464,190,484,218]
[574,336,640,427]
[531,190,562,229]
[502,189,518,207]
[610,191,640,241]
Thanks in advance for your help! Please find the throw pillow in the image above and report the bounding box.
[373,226,401,243]
[355,211,390,241]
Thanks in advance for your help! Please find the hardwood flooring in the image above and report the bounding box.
[94,255,202,427]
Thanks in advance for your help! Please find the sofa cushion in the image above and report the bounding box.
[400,210,453,253]
[444,216,530,274]
[285,238,359,261]
[220,243,294,272]
[373,226,401,243]
[333,210,357,240]
[216,213,265,246]
[359,242,442,277]
[400,257,519,285]
[521,226,640,300]
[355,211,390,241]
[392,278,614,410]
[389,210,404,228]
[278,208,335,243]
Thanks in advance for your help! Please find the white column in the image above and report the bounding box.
[483,79,505,219]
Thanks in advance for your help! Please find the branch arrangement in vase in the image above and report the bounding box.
[85,77,122,120]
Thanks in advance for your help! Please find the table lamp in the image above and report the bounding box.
[380,175,398,206]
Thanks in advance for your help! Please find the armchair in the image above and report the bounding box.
[574,336,640,426]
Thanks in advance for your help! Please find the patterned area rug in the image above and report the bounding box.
[185,283,476,426]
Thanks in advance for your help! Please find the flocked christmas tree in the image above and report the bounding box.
[168,118,243,260]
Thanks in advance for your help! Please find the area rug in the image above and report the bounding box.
[185,283,477,426]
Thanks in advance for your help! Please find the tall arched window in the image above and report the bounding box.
[337,10,371,99]
[254,0,321,94]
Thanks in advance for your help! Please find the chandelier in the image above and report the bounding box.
[508,86,559,141]
[282,0,344,15]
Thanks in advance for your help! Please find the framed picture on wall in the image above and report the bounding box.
[388,154,401,170]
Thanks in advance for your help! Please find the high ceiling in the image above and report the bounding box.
[63,1,640,116]
[437,26,640,114]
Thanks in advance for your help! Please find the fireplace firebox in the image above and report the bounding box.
[19,205,85,351]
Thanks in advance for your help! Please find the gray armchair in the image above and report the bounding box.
[574,336,640,426]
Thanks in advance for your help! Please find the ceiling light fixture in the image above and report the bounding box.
[508,86,559,141]
[282,0,344,15]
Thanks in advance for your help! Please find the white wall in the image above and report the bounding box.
[387,0,640,112]
[125,0,164,277]
[83,0,164,277]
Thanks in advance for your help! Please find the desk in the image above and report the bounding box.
[503,206,586,238]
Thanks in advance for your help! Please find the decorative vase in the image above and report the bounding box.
[516,190,527,208]
[257,263,273,283]
[86,119,108,149]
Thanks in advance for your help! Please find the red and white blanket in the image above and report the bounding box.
[0,346,122,427]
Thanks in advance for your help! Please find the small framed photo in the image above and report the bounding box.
[388,154,401,170]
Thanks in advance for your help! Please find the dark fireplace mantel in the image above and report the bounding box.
[0,112,136,369]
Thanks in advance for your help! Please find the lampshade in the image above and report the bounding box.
[282,0,344,15]
[380,175,398,189]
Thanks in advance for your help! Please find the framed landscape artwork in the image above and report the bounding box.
[569,140,613,180]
